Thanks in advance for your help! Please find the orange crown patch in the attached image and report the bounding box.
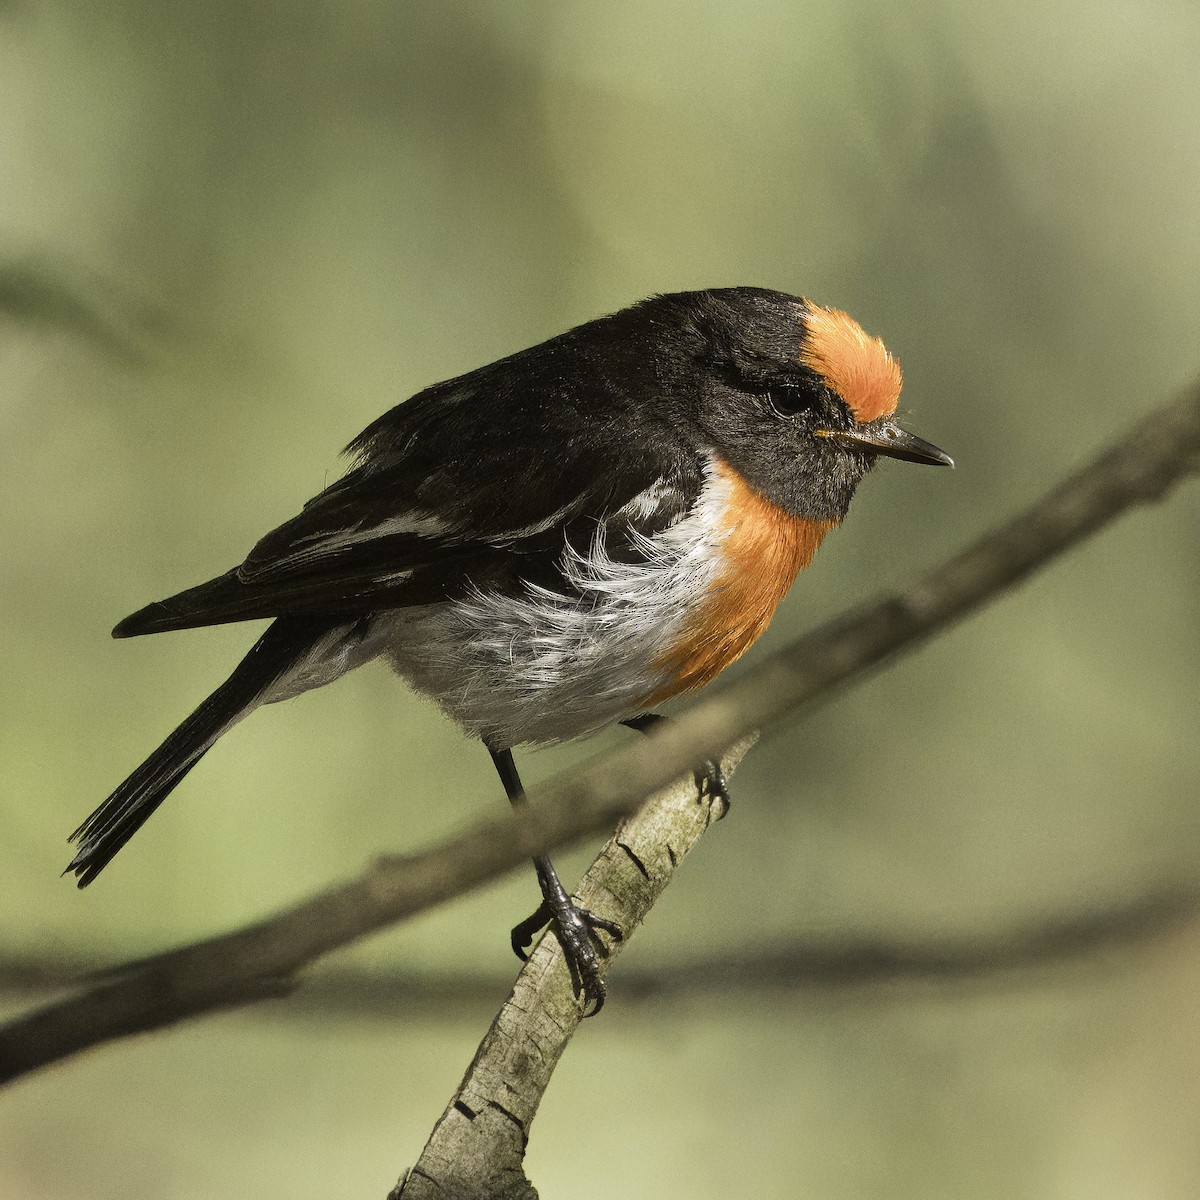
[799,304,902,424]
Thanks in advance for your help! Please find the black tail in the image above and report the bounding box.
[67,618,331,886]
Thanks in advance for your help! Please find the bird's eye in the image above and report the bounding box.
[767,385,816,418]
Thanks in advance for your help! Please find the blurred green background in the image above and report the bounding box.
[3,1,1200,1196]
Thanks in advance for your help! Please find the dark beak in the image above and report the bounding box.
[815,420,954,467]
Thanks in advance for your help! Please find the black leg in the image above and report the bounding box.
[487,745,623,1016]
[621,712,731,819]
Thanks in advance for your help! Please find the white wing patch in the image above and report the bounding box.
[488,499,583,545]
[243,510,455,579]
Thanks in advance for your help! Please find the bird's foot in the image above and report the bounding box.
[511,898,624,1016]
[623,712,731,820]
[694,758,731,821]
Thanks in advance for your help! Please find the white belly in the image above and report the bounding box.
[378,473,733,747]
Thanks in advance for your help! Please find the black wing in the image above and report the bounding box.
[115,364,702,637]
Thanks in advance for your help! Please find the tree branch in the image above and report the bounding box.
[393,739,753,1200]
[2,378,1199,1091]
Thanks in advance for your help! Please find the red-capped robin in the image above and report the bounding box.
[68,287,951,1012]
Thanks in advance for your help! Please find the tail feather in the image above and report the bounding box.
[67,618,333,886]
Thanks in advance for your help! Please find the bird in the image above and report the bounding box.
[67,286,952,1013]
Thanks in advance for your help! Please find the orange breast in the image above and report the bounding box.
[647,460,834,704]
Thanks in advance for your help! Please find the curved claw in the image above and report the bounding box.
[510,900,553,961]
[509,900,624,1016]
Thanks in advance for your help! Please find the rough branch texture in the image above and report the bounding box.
[393,739,753,1200]
[2,378,1199,1090]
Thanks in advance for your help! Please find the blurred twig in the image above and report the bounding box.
[1,377,1199,1104]
[0,256,173,362]
[3,886,1196,1018]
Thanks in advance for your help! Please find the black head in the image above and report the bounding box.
[633,287,951,522]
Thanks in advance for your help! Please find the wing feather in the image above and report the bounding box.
[114,368,702,638]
